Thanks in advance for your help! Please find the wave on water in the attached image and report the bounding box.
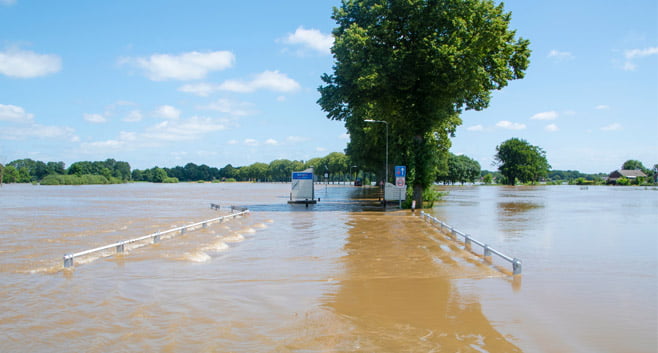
[223,233,245,243]
[202,239,230,252]
[183,251,212,263]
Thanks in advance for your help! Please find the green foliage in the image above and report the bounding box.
[437,153,481,185]
[68,159,131,181]
[318,0,531,207]
[494,138,550,185]
[616,177,631,186]
[622,160,647,173]
[40,174,112,185]
[483,173,493,184]
[163,177,179,183]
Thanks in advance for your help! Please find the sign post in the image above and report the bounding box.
[395,166,406,208]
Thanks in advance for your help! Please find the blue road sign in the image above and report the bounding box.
[292,172,313,180]
[395,166,406,177]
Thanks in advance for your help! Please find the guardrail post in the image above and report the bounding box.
[464,234,472,250]
[64,254,73,268]
[116,242,125,253]
[202,222,207,229]
[513,258,522,275]
[483,244,492,262]
[181,227,186,235]
[153,232,160,244]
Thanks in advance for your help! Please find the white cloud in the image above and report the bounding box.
[123,110,143,122]
[622,47,658,71]
[243,138,258,146]
[265,138,278,145]
[624,47,658,59]
[601,123,622,131]
[227,139,238,145]
[178,83,216,97]
[315,147,327,152]
[339,133,350,140]
[545,124,559,132]
[623,61,637,71]
[218,70,300,93]
[83,113,107,123]
[153,105,181,120]
[466,124,484,131]
[143,116,226,142]
[531,111,558,120]
[286,136,310,143]
[595,105,610,110]
[496,120,526,130]
[1,0,16,5]
[0,104,34,123]
[0,48,61,78]
[120,50,235,81]
[198,98,254,116]
[80,131,139,151]
[548,49,573,61]
[0,124,76,141]
[0,104,77,141]
[179,71,300,95]
[281,27,333,55]
[81,139,126,150]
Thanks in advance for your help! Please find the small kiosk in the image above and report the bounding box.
[288,168,317,205]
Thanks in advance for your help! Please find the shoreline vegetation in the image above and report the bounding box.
[1,155,656,187]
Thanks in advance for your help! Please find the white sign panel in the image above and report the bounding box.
[291,168,314,200]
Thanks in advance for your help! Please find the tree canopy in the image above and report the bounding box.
[437,153,481,185]
[318,0,530,207]
[494,138,550,185]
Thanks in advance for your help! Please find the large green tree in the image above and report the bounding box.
[494,138,550,185]
[438,153,481,185]
[318,0,530,207]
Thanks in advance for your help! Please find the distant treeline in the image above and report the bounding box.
[1,159,131,185]
[479,169,609,185]
[132,152,353,183]
[0,153,359,185]
[1,155,652,186]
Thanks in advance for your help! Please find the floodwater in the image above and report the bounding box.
[0,183,656,352]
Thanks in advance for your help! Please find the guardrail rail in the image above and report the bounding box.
[420,211,522,275]
[63,204,249,268]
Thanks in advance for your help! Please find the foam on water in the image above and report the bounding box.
[223,233,245,243]
[183,251,212,263]
[203,239,230,252]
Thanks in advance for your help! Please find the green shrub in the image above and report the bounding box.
[616,177,630,186]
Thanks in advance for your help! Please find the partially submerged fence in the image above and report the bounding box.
[63,205,249,268]
[419,211,522,275]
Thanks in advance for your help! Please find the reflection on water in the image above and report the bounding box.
[0,183,656,352]
[326,212,521,352]
[432,185,658,353]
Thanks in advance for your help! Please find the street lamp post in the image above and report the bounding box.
[350,165,358,183]
[364,119,388,186]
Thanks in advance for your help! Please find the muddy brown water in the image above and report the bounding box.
[0,183,656,352]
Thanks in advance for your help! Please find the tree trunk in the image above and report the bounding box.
[413,183,423,209]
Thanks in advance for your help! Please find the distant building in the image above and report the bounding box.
[607,169,647,184]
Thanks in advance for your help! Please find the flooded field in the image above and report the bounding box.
[0,183,656,352]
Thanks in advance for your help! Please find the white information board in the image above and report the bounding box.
[291,168,314,201]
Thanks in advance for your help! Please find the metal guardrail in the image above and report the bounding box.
[420,211,522,275]
[63,205,249,268]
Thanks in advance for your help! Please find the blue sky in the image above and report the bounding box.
[0,0,656,173]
